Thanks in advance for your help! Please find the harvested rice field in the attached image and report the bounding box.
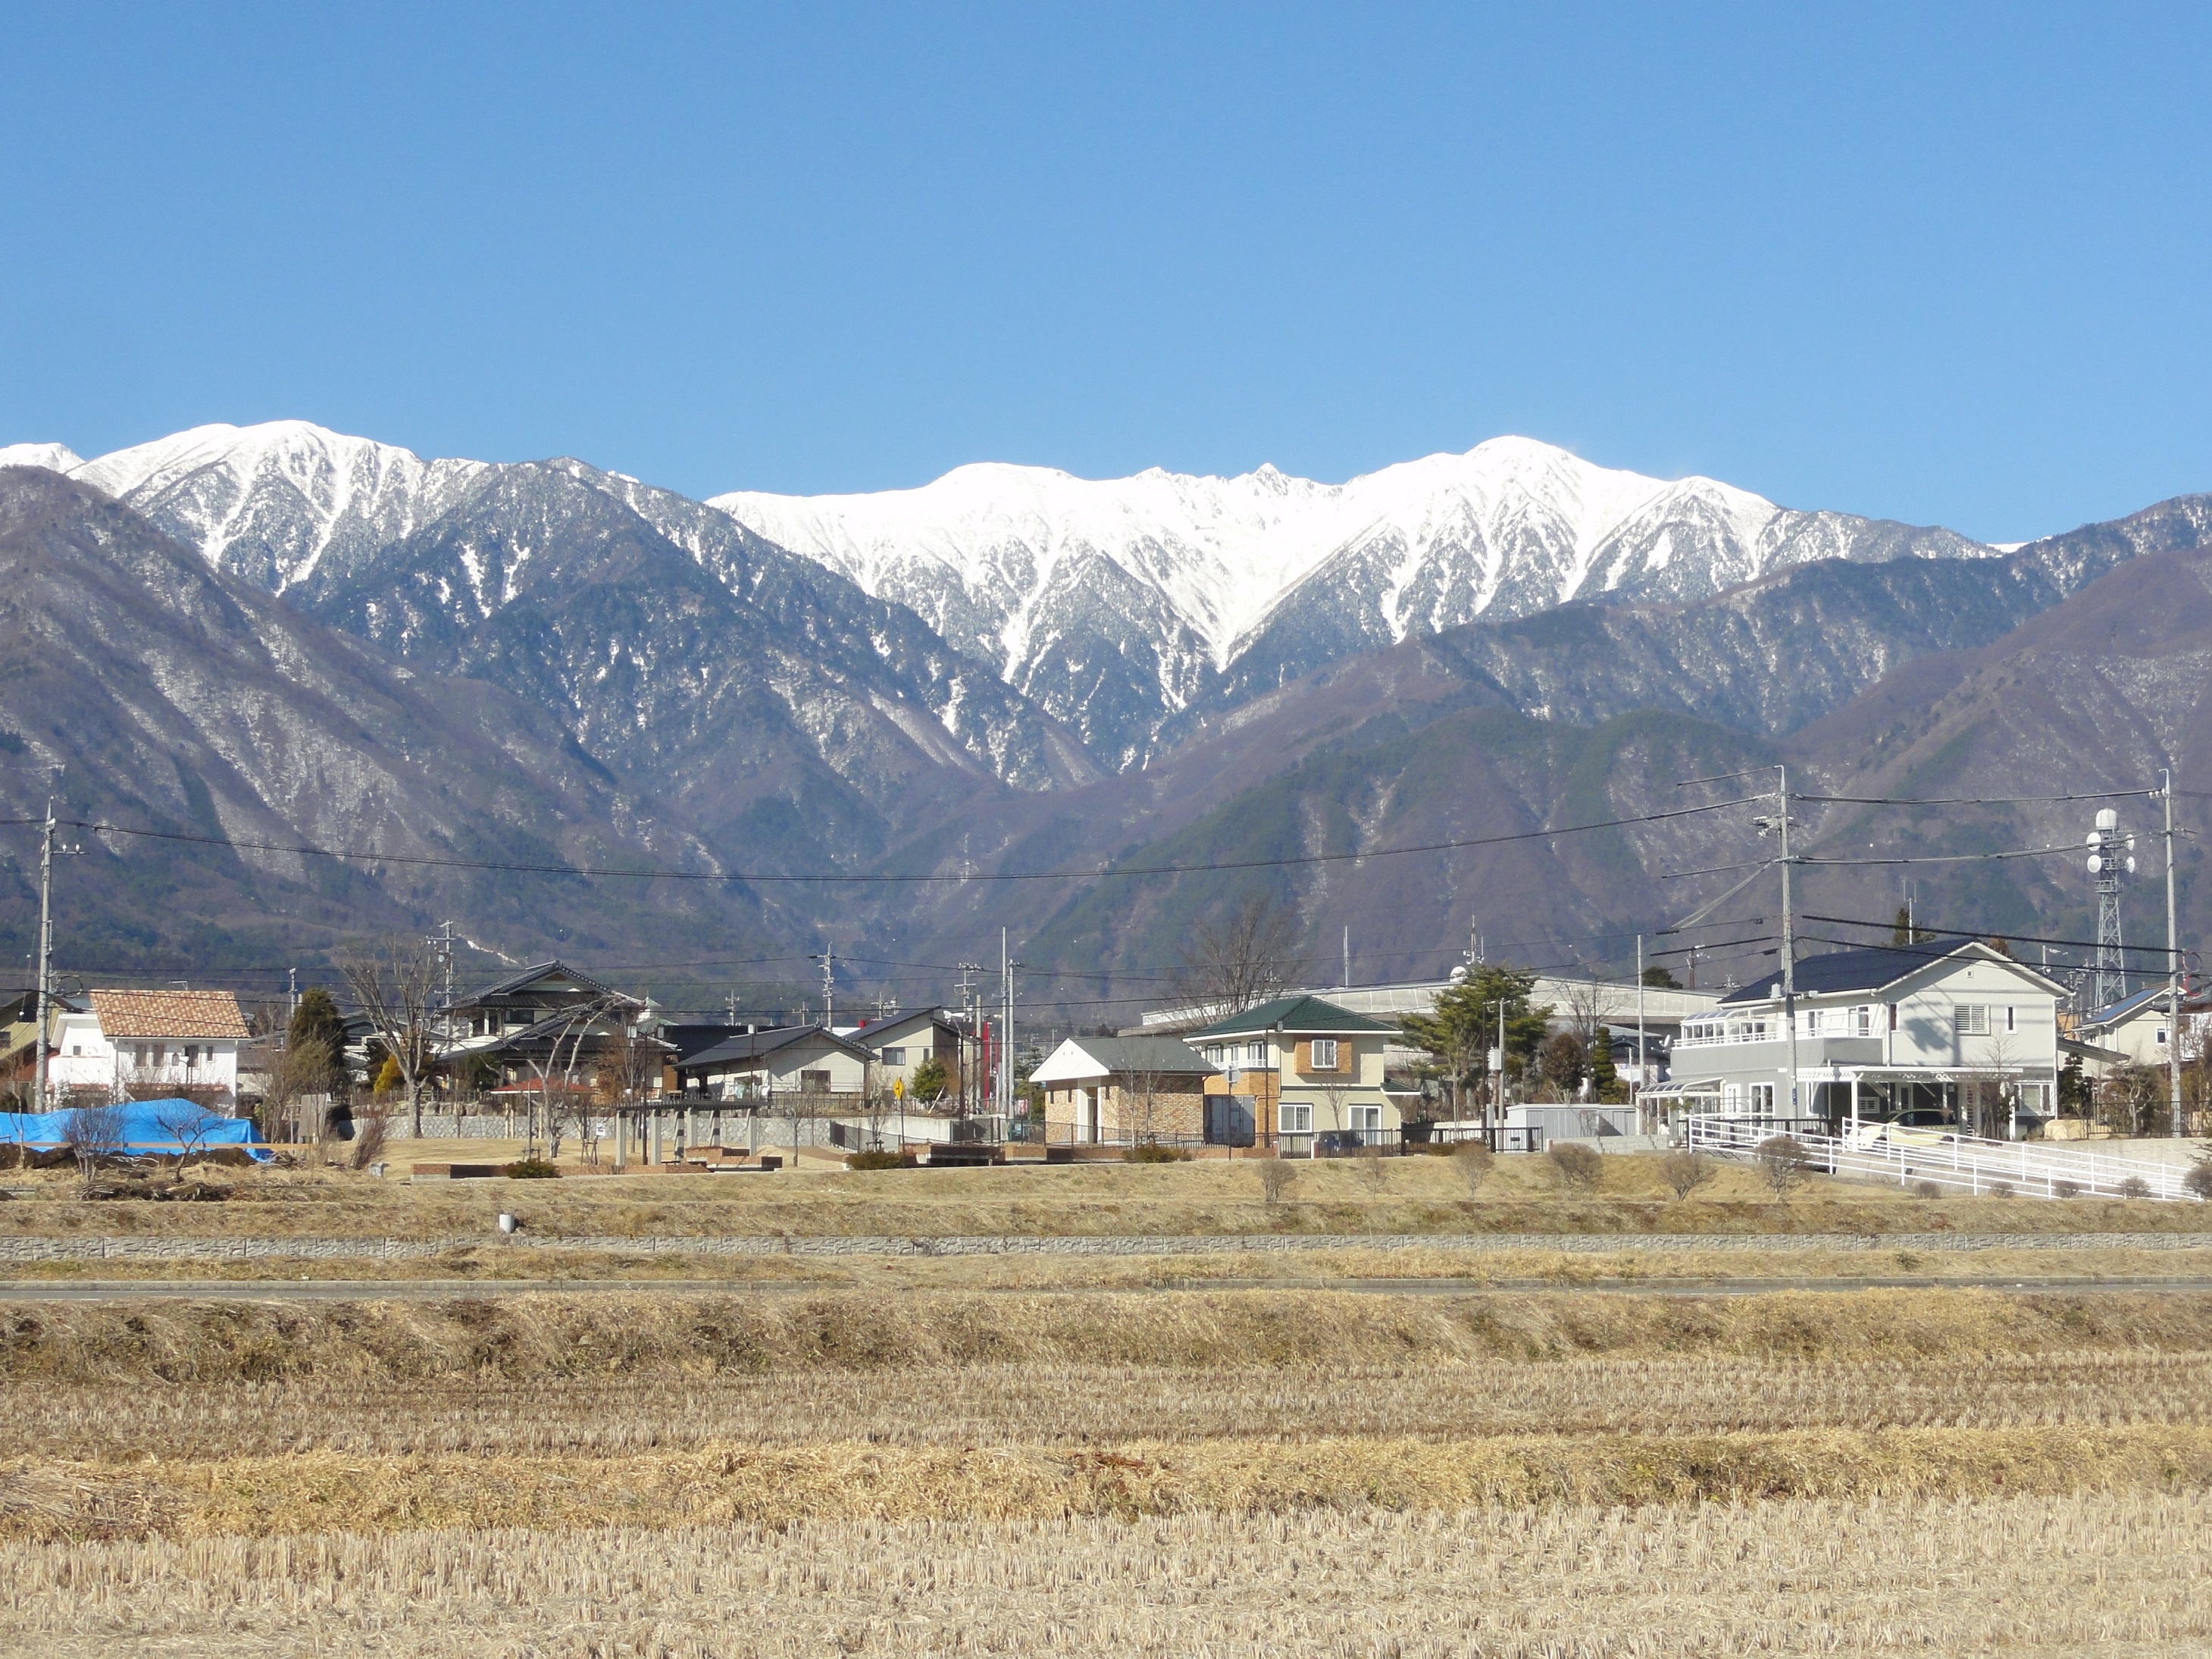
[6,1492,2208,1657]
[7,1149,2210,1244]
[5,1268,2211,1650]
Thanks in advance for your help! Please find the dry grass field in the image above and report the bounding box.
[5,1153,2211,1654]
[7,1147,2211,1244]
[5,1493,2207,1657]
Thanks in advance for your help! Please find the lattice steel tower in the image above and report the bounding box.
[2085,807,2136,1010]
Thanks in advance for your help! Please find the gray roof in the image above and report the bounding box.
[1192,995,1393,1038]
[1716,938,2066,1005]
[679,1023,871,1070]
[1056,1036,1215,1075]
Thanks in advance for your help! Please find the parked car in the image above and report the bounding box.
[1847,1107,1960,1149]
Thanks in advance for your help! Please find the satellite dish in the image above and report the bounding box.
[2127,856,2138,874]
[2088,855,2103,873]
[1448,965,1469,985]
[2086,832,2101,846]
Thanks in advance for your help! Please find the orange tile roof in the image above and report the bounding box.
[89,989,252,1041]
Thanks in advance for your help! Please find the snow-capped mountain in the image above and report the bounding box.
[0,442,85,473]
[713,437,1993,764]
[58,421,489,595]
[16,420,1996,772]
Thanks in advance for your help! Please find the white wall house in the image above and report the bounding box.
[1647,941,2065,1140]
[46,989,252,1106]
[672,1024,872,1100]
[846,1008,962,1100]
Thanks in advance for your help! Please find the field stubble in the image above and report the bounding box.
[4,1492,2207,1657]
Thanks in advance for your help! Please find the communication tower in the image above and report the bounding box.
[2085,808,2136,1010]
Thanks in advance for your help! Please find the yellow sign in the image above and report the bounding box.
[893,1076,904,1100]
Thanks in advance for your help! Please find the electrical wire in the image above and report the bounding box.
[18,793,1770,886]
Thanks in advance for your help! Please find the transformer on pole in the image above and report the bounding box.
[2085,807,2136,1010]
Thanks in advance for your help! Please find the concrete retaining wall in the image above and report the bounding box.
[0,1230,2204,1263]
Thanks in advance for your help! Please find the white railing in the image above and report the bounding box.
[1672,1027,1775,1050]
[1683,1114,2198,1201]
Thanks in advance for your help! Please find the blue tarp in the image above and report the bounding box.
[0,1098,273,1162]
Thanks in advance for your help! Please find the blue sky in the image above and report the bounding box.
[4,2,2207,540]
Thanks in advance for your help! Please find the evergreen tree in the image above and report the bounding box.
[1400,966,1553,1113]
[1588,1029,1625,1102]
[1640,965,1681,990]
[286,988,346,1092]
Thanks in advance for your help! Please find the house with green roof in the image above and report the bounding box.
[1189,996,1400,1150]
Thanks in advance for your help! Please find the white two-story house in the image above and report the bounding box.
[46,989,252,1107]
[1649,940,2065,1141]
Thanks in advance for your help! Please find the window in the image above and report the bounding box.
[1954,1005,1988,1037]
[1854,1006,1874,1036]
[881,1047,907,1066]
[1281,1103,1312,1133]
[1309,1038,1339,1071]
[1247,1041,1266,1066]
[1350,1104,1381,1132]
[1722,1083,1743,1113]
[2157,1025,2170,1047]
[1206,1045,1222,1065]
[1750,1082,1775,1117]
[2005,1006,2017,1034]
[799,1069,832,1092]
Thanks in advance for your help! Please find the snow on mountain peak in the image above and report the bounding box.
[0,442,85,473]
[64,420,488,593]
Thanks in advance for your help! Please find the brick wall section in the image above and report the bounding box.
[0,1231,2202,1263]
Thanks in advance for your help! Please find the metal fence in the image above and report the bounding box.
[1683,1114,2200,1201]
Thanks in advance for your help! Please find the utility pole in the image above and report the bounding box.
[812,948,835,1028]
[30,798,80,1113]
[1000,929,1018,1118]
[1757,767,1799,1124]
[1635,934,1647,1132]
[725,990,740,1025]
[956,962,980,1115]
[2165,770,2185,1138]
[1342,925,1350,991]
[1490,996,1506,1141]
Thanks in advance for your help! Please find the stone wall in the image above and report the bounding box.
[0,1229,2202,1263]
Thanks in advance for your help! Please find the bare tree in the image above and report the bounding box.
[1658,1150,1716,1201]
[1755,1135,1811,1197]
[1125,1066,1168,1147]
[261,1037,334,1148]
[1256,1155,1294,1205]
[152,1097,223,1179]
[63,1100,125,1193]
[342,939,442,1139]
[525,997,618,1163]
[1172,892,1300,1017]
[1453,1139,1493,1195]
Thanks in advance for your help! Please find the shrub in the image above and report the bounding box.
[1986,1181,2013,1198]
[1547,1142,1603,1191]
[2184,1163,2212,1200]
[1755,1136,1812,1197]
[502,1158,559,1179]
[1913,1180,1943,1200]
[844,1150,916,1171]
[2054,1179,2082,1199]
[2117,1175,2152,1200]
[1256,1157,1294,1204]
[1658,1150,1716,1201]
[1453,1141,1494,1196]
[349,1101,390,1172]
[1122,1142,1190,1163]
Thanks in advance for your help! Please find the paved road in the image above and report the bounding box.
[5,1276,2211,1302]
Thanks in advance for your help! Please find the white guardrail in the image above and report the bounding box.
[1683,1114,2199,1202]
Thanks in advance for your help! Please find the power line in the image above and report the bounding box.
[1798,790,2162,807]
[18,793,1769,887]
